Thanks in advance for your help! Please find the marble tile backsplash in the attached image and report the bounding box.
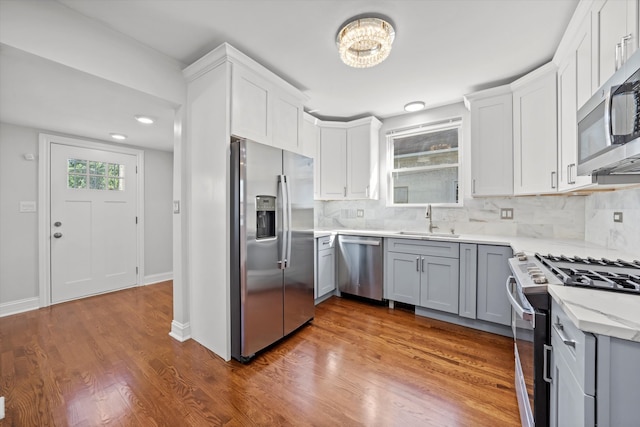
[585,187,640,257]
[316,195,587,240]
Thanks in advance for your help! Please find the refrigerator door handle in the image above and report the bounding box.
[283,175,293,269]
[277,175,288,270]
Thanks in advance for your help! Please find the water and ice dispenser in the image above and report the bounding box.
[255,196,276,240]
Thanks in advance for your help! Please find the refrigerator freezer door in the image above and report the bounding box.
[282,150,315,335]
[237,140,285,358]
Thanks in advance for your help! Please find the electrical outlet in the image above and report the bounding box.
[357,209,364,218]
[500,208,514,220]
[613,212,623,223]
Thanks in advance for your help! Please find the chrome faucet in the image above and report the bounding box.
[426,204,439,233]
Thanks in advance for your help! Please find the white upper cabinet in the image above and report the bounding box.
[512,63,559,195]
[230,61,305,153]
[465,86,514,197]
[347,122,378,199]
[592,0,639,89]
[302,113,320,196]
[316,117,381,200]
[557,14,595,192]
[319,126,348,199]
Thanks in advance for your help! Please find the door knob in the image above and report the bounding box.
[53,232,62,238]
[54,221,62,227]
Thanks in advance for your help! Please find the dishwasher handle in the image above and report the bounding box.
[339,238,380,246]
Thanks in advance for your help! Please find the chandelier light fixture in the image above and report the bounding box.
[336,16,395,68]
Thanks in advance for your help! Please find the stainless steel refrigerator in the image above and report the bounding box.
[230,137,315,362]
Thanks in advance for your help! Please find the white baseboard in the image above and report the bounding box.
[169,320,191,342]
[143,272,173,285]
[0,297,39,317]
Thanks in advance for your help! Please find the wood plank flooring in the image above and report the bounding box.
[0,282,520,426]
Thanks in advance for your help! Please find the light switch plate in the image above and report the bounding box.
[357,209,364,218]
[613,212,623,223]
[500,208,513,220]
[173,200,180,214]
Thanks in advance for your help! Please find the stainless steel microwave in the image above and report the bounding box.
[577,49,640,180]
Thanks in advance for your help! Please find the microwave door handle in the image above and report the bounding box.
[606,86,615,146]
[505,276,534,321]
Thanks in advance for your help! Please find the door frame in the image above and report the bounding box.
[38,133,145,307]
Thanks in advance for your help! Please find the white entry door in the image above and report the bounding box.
[50,143,138,303]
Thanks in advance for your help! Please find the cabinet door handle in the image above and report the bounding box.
[553,322,576,348]
[551,171,556,189]
[543,344,553,384]
[421,257,425,272]
[615,42,622,71]
[344,186,347,197]
[416,257,420,272]
[472,179,476,194]
[568,163,576,185]
[621,34,633,67]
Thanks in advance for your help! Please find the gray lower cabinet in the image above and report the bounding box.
[550,299,640,426]
[316,236,336,299]
[385,251,421,304]
[420,256,459,313]
[385,238,459,314]
[458,243,478,319]
[476,244,513,326]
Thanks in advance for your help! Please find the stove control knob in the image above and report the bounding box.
[514,251,528,261]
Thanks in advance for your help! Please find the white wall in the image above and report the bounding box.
[585,187,640,257]
[0,122,174,311]
[0,123,39,304]
[144,149,174,282]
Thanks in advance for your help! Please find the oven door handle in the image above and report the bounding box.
[506,276,535,321]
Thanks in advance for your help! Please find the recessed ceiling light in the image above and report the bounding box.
[134,115,155,125]
[110,133,127,141]
[404,101,426,112]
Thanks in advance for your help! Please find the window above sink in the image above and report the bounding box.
[387,118,462,207]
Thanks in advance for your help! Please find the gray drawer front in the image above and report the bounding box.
[551,299,596,395]
[386,238,459,258]
[317,235,334,249]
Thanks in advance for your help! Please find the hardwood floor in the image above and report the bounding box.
[0,282,520,426]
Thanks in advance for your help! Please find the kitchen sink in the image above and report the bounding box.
[397,231,460,238]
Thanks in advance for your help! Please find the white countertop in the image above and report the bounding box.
[316,228,640,341]
[548,285,640,342]
[316,229,637,260]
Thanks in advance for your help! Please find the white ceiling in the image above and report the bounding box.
[0,0,579,151]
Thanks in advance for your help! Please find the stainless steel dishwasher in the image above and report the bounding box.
[337,235,383,301]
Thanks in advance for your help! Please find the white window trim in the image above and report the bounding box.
[38,133,145,308]
[386,118,463,208]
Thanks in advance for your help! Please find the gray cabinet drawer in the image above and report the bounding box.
[386,238,459,258]
[317,235,335,249]
[551,299,596,396]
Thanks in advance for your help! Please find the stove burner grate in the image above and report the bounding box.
[535,253,640,295]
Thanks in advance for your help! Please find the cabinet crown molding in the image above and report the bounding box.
[463,84,511,110]
[306,115,382,130]
[183,42,306,102]
[510,61,558,91]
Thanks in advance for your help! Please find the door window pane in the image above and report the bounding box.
[67,158,126,191]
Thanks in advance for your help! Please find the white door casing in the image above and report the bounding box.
[38,134,144,306]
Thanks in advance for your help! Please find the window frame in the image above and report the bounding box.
[386,118,463,208]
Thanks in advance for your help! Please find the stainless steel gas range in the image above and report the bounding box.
[506,252,640,427]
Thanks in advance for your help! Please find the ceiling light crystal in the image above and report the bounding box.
[404,101,426,112]
[110,133,127,141]
[336,16,395,68]
[134,115,155,124]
